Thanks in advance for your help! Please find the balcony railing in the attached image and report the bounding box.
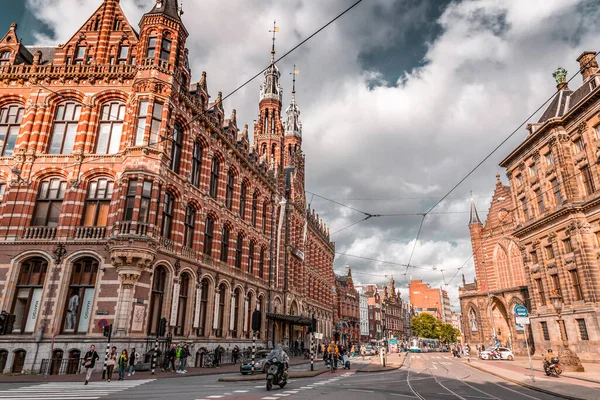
[181,246,201,259]
[158,236,175,252]
[0,63,136,80]
[74,226,106,240]
[116,221,151,236]
[22,226,57,240]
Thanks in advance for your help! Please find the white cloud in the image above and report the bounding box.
[23,0,600,309]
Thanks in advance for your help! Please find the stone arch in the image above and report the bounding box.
[90,89,131,108]
[0,94,26,108]
[30,168,69,182]
[44,89,86,108]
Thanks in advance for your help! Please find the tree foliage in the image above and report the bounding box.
[410,313,461,344]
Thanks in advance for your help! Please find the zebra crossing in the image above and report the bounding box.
[0,379,154,400]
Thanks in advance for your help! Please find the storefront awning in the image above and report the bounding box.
[267,313,312,326]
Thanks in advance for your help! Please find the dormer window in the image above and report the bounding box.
[74,46,86,65]
[118,45,129,64]
[0,50,11,65]
[573,138,585,153]
[113,19,121,31]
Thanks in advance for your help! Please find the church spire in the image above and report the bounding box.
[469,193,482,225]
[259,21,282,103]
[285,66,302,137]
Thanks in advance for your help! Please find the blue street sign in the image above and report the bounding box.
[514,305,529,317]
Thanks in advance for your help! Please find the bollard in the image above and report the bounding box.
[251,331,256,375]
[151,336,158,375]
[101,342,110,380]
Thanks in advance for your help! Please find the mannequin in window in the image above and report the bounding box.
[66,290,79,330]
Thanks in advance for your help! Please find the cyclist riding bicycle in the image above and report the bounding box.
[327,341,339,369]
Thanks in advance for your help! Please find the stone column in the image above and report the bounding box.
[114,269,141,336]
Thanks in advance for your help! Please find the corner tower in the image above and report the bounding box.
[254,22,284,170]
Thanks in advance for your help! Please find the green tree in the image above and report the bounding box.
[439,323,460,344]
[410,313,441,339]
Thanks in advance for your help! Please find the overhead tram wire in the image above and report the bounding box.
[29,0,367,172]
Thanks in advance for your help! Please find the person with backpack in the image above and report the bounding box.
[128,347,139,376]
[82,345,99,385]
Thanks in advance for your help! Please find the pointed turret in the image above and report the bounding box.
[259,21,283,103]
[469,196,482,225]
[285,66,302,138]
[146,0,182,22]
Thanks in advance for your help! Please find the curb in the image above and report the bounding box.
[356,352,407,373]
[465,362,586,400]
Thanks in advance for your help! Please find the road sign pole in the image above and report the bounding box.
[251,331,256,375]
[310,332,314,371]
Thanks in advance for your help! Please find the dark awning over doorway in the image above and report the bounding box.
[267,313,312,326]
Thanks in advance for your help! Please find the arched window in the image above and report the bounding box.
[209,156,219,198]
[175,273,190,336]
[148,266,167,335]
[259,248,265,279]
[0,103,24,156]
[183,205,195,248]
[469,308,478,332]
[239,182,247,219]
[197,279,209,337]
[213,283,226,337]
[33,178,66,227]
[161,192,174,238]
[12,257,48,333]
[262,202,268,233]
[49,102,81,154]
[248,242,255,274]
[220,226,229,263]
[203,216,214,256]
[230,288,241,338]
[12,350,26,373]
[244,291,253,338]
[190,141,203,187]
[235,233,243,269]
[225,171,234,210]
[169,122,183,173]
[96,102,125,154]
[251,193,258,227]
[83,178,114,227]
[160,35,172,61]
[0,350,7,373]
[63,257,98,333]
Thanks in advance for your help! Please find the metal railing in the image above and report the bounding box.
[39,358,83,375]
[74,226,106,239]
[115,221,150,236]
[0,63,136,79]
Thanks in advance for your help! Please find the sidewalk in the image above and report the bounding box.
[0,356,310,384]
[465,357,600,400]
[356,352,407,373]
[509,356,600,384]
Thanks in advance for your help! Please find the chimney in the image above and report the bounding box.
[576,51,598,82]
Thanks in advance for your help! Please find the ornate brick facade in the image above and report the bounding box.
[334,267,360,346]
[0,0,335,373]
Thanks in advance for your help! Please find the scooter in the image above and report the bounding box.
[544,358,562,377]
[266,359,288,390]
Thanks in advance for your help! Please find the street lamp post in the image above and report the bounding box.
[549,292,584,372]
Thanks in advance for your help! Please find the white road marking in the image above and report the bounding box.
[349,389,374,393]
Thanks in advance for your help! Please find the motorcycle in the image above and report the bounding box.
[544,357,562,377]
[266,359,288,391]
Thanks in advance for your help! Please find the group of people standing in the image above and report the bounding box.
[162,343,191,373]
[82,345,139,385]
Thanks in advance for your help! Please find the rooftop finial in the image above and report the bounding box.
[269,20,279,63]
[291,64,298,94]
[553,66,568,89]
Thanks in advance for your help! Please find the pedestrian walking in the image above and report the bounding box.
[214,345,222,367]
[106,346,117,382]
[232,345,240,365]
[128,347,139,376]
[82,345,99,385]
[360,344,366,360]
[118,349,128,380]
[162,344,173,372]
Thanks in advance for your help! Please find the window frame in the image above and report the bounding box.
[33,178,67,227]
[12,257,48,334]
[569,269,584,301]
[220,226,230,263]
[551,178,563,206]
[248,241,255,274]
[225,171,234,210]
[540,321,550,340]
[0,104,24,156]
[535,188,545,214]
[82,178,114,227]
[259,248,265,278]
[183,205,196,248]
[49,102,81,155]
[191,141,203,187]
[251,194,258,227]
[147,266,167,335]
[209,157,220,199]
[576,318,589,340]
[175,273,190,336]
[581,165,596,196]
[169,122,183,173]
[146,37,157,59]
[235,233,243,269]
[96,102,125,154]
[203,216,214,256]
[161,192,175,239]
[62,257,98,334]
[535,278,547,306]
[262,202,268,233]
[239,183,247,219]
[160,37,172,61]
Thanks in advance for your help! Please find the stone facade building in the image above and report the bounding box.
[459,182,530,355]
[498,53,600,362]
[358,291,369,342]
[0,0,336,373]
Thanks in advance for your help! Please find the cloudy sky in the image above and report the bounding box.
[4,0,600,307]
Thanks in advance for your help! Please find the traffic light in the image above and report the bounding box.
[158,317,167,337]
[251,310,262,332]
[103,323,112,339]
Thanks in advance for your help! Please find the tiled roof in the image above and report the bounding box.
[25,46,56,65]
[146,0,181,22]
[538,79,595,123]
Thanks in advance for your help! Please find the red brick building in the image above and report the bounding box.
[0,0,335,373]
[334,267,360,346]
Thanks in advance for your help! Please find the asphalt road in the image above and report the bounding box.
[0,353,566,400]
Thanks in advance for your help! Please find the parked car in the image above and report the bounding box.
[240,350,271,374]
[479,347,514,361]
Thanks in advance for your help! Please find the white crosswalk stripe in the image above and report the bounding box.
[0,379,154,399]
